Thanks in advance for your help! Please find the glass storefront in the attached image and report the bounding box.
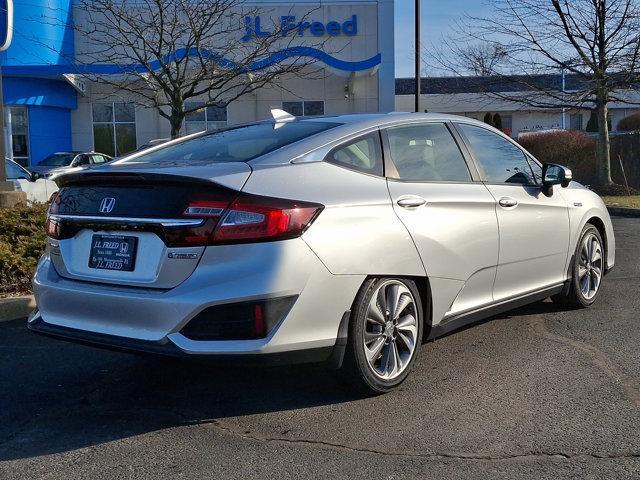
[9,106,29,167]
[92,103,137,157]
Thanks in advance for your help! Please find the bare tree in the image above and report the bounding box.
[429,42,507,77]
[429,0,640,186]
[57,0,324,138]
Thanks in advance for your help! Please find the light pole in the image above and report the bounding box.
[414,0,420,113]
[0,0,24,207]
[561,68,566,130]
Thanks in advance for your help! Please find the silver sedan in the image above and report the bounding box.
[29,113,615,393]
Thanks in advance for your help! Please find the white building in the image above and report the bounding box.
[395,76,640,138]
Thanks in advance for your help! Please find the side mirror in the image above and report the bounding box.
[30,171,40,182]
[542,163,572,189]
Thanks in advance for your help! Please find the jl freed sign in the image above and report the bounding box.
[0,0,12,51]
[242,14,358,42]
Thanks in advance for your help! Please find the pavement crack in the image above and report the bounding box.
[202,418,639,462]
[528,315,640,407]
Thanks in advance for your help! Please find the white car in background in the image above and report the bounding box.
[30,152,113,179]
[5,158,58,203]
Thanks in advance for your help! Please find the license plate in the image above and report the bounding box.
[89,235,137,271]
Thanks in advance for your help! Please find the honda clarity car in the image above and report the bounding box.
[29,113,615,393]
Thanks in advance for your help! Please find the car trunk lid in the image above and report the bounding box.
[47,164,251,289]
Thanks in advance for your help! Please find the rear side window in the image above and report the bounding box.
[125,121,340,164]
[457,124,535,185]
[385,123,472,182]
[326,134,383,176]
[75,155,90,166]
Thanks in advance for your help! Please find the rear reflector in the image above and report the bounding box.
[179,296,297,340]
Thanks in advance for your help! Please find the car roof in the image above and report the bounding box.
[249,112,495,166]
[298,112,487,128]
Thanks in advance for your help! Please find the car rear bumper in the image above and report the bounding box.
[32,239,364,362]
[28,311,346,366]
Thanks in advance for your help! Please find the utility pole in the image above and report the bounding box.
[414,0,420,113]
[561,68,566,130]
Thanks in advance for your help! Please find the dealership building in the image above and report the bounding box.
[1,0,394,166]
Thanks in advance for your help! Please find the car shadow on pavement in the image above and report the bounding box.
[0,298,572,461]
[0,318,365,461]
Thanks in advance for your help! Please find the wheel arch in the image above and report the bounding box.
[584,215,608,267]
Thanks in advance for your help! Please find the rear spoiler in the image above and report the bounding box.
[55,171,218,188]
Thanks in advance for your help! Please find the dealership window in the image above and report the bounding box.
[570,113,583,131]
[9,106,29,167]
[92,103,137,157]
[184,102,228,134]
[282,101,325,117]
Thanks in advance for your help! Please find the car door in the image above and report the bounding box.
[383,122,500,319]
[454,123,570,301]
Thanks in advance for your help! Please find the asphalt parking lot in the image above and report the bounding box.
[1,217,639,479]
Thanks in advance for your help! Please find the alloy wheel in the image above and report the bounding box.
[363,280,418,380]
[578,233,603,300]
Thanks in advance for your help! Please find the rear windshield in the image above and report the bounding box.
[123,121,340,164]
[40,153,76,166]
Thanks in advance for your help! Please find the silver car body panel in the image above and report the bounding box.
[32,113,616,358]
[387,181,499,319]
[483,183,570,301]
[35,238,364,353]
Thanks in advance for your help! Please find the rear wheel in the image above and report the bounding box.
[553,224,604,308]
[341,278,423,394]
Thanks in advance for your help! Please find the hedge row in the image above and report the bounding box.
[0,202,48,296]
[518,129,640,190]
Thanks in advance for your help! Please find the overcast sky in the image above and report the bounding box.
[395,0,487,78]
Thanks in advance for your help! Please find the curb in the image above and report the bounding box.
[607,206,640,218]
[0,295,35,323]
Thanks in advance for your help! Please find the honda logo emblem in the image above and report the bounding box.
[99,197,116,213]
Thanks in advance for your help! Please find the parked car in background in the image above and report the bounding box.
[127,138,170,156]
[30,152,113,178]
[5,158,58,203]
[30,113,615,394]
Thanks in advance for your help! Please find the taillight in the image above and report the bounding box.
[211,193,323,244]
[45,189,323,247]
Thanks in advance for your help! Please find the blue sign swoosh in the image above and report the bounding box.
[3,47,382,75]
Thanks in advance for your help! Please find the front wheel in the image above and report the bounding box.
[553,224,604,308]
[341,278,423,394]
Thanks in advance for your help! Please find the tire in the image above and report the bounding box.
[340,277,424,394]
[552,224,605,308]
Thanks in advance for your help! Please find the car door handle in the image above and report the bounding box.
[397,196,427,208]
[498,197,518,208]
